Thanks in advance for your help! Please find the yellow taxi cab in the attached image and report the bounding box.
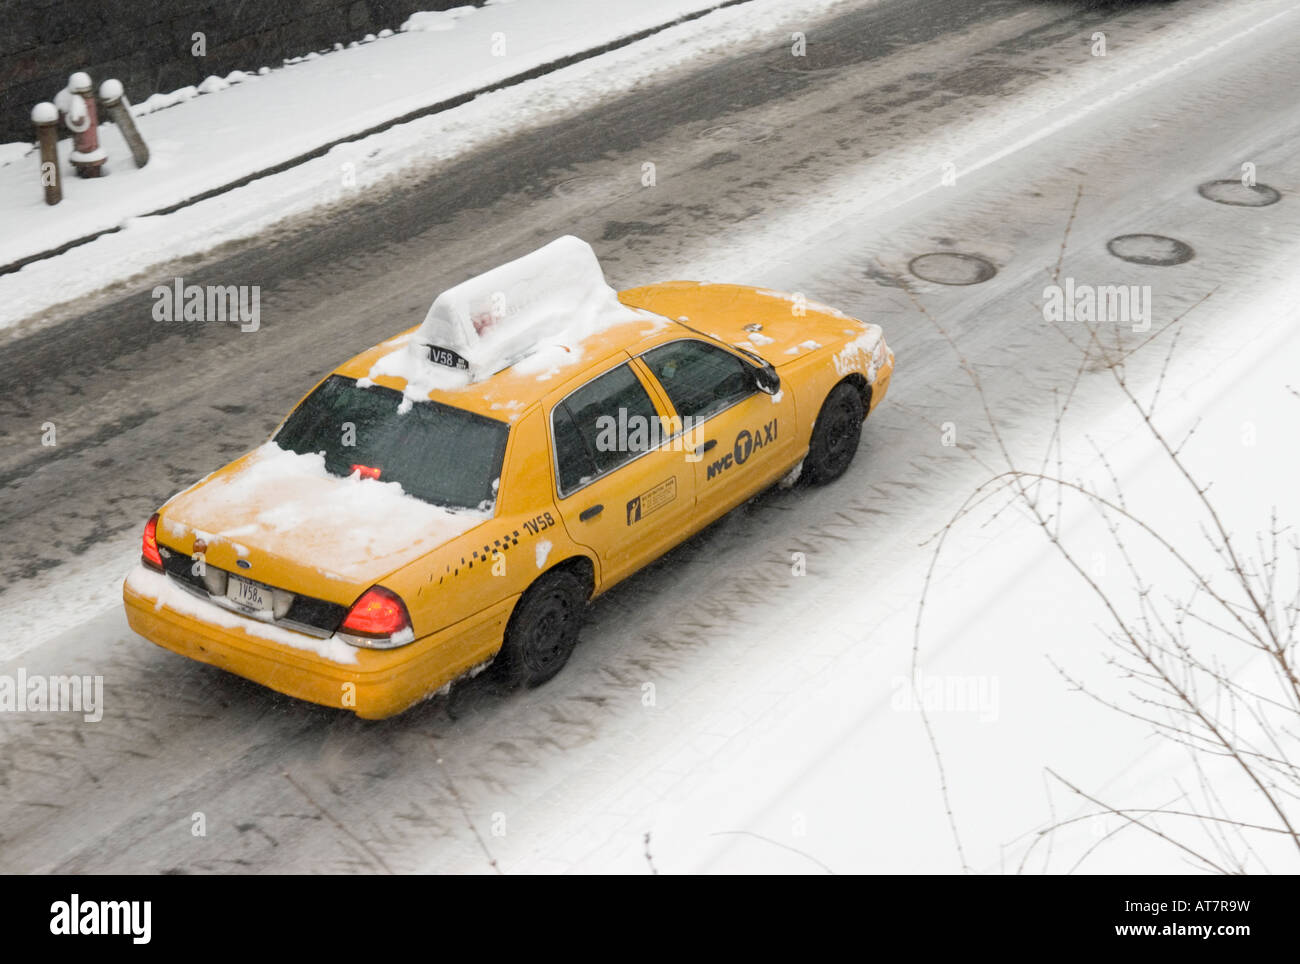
[123,236,894,718]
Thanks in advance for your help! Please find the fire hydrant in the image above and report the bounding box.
[54,71,106,178]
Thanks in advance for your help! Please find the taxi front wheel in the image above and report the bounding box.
[805,382,865,485]
[496,570,587,687]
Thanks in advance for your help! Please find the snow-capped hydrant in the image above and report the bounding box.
[54,72,106,178]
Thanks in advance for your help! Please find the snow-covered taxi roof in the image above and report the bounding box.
[409,236,647,383]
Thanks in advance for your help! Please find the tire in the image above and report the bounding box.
[805,381,865,485]
[495,569,587,687]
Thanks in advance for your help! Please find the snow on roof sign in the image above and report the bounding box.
[411,236,629,380]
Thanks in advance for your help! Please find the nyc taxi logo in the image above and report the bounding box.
[706,418,778,481]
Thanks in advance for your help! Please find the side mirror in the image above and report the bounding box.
[755,363,780,395]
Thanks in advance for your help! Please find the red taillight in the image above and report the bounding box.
[340,586,410,637]
[142,513,163,570]
[351,463,382,480]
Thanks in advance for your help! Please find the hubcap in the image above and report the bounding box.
[524,593,571,671]
[824,399,856,463]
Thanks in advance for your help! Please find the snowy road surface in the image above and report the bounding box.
[2,0,1299,872]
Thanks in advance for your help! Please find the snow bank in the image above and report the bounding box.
[0,0,855,333]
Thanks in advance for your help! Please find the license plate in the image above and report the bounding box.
[227,575,271,614]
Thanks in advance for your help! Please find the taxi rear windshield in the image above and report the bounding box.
[274,374,508,511]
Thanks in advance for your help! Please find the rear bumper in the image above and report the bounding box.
[123,567,512,719]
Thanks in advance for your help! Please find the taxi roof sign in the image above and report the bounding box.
[412,236,627,380]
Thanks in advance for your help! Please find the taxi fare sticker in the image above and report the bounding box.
[626,477,677,525]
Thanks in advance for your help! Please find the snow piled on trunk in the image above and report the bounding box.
[162,442,489,582]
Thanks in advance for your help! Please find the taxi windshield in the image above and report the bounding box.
[274,374,508,511]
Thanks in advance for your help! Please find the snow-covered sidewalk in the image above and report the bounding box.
[0,0,745,275]
[573,269,1300,875]
[0,0,862,336]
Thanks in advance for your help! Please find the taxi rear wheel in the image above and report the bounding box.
[805,382,865,484]
[496,570,587,687]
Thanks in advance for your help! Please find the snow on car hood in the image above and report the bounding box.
[160,442,489,588]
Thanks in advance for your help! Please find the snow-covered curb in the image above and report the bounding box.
[0,0,859,336]
[0,0,760,283]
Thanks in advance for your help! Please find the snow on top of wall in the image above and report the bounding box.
[402,6,479,32]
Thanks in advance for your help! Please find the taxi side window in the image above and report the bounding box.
[642,339,755,420]
[553,363,660,496]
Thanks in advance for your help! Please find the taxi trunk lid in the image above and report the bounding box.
[156,442,491,610]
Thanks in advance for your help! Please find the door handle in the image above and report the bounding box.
[695,439,717,455]
[579,504,603,521]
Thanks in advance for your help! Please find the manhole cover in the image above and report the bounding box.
[551,174,628,201]
[1197,180,1281,207]
[770,41,865,73]
[907,252,998,285]
[698,120,775,143]
[1106,234,1194,266]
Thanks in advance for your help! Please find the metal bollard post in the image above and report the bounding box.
[32,102,62,205]
[98,79,149,169]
